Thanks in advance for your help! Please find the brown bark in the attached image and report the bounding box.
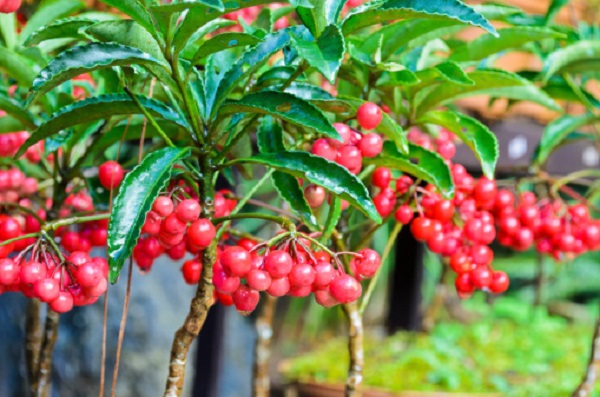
[572,306,600,397]
[163,245,216,397]
[32,310,59,397]
[252,296,276,397]
[343,302,364,397]
[25,299,42,390]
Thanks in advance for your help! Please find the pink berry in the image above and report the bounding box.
[329,274,362,303]
[356,102,382,130]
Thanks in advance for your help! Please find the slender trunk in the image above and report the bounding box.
[252,296,276,397]
[26,299,42,392]
[572,305,600,397]
[343,302,364,397]
[32,310,59,397]
[422,265,449,332]
[163,245,216,397]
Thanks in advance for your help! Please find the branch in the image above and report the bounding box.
[573,304,600,397]
[25,300,42,392]
[252,296,277,397]
[343,302,364,397]
[32,310,59,397]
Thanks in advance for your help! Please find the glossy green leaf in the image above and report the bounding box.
[291,24,345,84]
[433,61,474,85]
[415,69,560,116]
[535,113,600,165]
[191,33,261,63]
[0,13,17,50]
[219,91,340,140]
[417,110,498,178]
[543,41,600,81]
[545,0,569,24]
[257,115,285,153]
[283,83,335,100]
[211,26,308,117]
[451,27,565,63]
[297,0,345,37]
[24,17,95,46]
[84,20,167,64]
[0,46,37,86]
[16,94,190,158]
[98,0,158,39]
[168,0,279,55]
[237,151,381,222]
[343,0,497,36]
[20,0,85,44]
[0,94,37,130]
[27,43,168,105]
[365,141,455,199]
[108,147,191,282]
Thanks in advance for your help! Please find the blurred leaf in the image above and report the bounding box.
[20,0,85,44]
[543,41,600,81]
[24,17,95,46]
[291,25,345,84]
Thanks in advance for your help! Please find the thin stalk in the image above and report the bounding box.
[0,233,39,247]
[213,213,295,230]
[110,259,134,397]
[343,302,364,397]
[44,213,110,232]
[359,223,402,314]
[252,296,277,397]
[25,300,42,389]
[572,303,600,397]
[33,310,59,397]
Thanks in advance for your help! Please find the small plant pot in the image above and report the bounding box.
[284,382,502,397]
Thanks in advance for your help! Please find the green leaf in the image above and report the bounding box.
[545,0,569,24]
[211,26,308,117]
[415,69,560,116]
[417,110,498,178]
[0,47,37,86]
[191,33,261,63]
[27,43,169,105]
[257,115,285,153]
[450,27,565,63]
[98,0,158,39]
[433,61,474,85]
[16,94,190,158]
[543,41,600,81]
[535,113,600,165]
[283,83,335,100]
[108,147,191,282]
[220,91,340,140]
[291,24,345,84]
[24,17,95,46]
[168,0,279,55]
[297,0,346,37]
[20,0,85,44]
[365,141,455,199]
[84,20,167,65]
[90,120,181,156]
[0,13,17,50]
[0,94,37,130]
[237,151,382,222]
[0,116,25,133]
[343,0,497,36]
[320,196,342,243]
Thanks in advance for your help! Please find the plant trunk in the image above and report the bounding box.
[32,310,59,397]
[163,246,216,397]
[252,296,276,397]
[343,302,364,397]
[25,299,42,392]
[572,305,600,397]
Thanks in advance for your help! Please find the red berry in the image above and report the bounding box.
[246,269,272,291]
[357,102,382,130]
[329,274,362,303]
[449,252,474,274]
[352,249,381,278]
[98,161,124,190]
[436,140,456,160]
[410,217,434,242]
[489,271,509,294]
[220,246,252,277]
[176,199,201,222]
[188,219,216,248]
[373,193,394,217]
[34,278,60,303]
[152,196,174,217]
[288,263,316,287]
[314,289,338,307]
[75,261,102,288]
[232,285,260,315]
[372,167,391,188]
[264,250,293,278]
[470,267,492,289]
[470,245,493,266]
[330,123,353,147]
[50,291,74,313]
[0,258,19,285]
[336,145,363,171]
[0,217,21,240]
[181,260,202,285]
[304,185,326,208]
[394,205,414,224]
[213,270,240,294]
[313,261,336,289]
[162,213,187,235]
[0,0,22,13]
[473,178,497,205]
[85,278,108,297]
[20,261,46,285]
[455,273,474,296]
[358,133,383,158]
[311,138,337,161]
[266,277,290,297]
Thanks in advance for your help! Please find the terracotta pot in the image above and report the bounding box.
[284,382,502,397]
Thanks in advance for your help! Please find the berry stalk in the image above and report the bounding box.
[252,295,276,397]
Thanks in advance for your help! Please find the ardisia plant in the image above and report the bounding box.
[0,1,598,397]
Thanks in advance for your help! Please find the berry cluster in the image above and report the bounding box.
[0,251,108,313]
[133,190,236,272]
[493,191,600,260]
[0,0,21,14]
[183,236,381,315]
[0,167,38,202]
[0,131,45,163]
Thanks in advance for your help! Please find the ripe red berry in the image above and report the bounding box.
[98,161,124,190]
[188,219,216,248]
[213,270,240,294]
[358,133,383,158]
[176,199,201,222]
[75,261,102,288]
[0,0,21,14]
[311,138,338,161]
[0,258,19,285]
[314,289,338,307]
[373,193,394,217]
[329,274,362,303]
[449,252,474,274]
[0,217,21,240]
[313,261,336,289]
[246,269,271,291]
[473,178,497,205]
[336,145,363,171]
[85,278,108,297]
[356,102,382,130]
[352,249,381,278]
[489,271,509,294]
[304,185,326,208]
[152,196,174,217]
[454,273,474,296]
[20,261,46,285]
[34,278,60,303]
[470,267,492,289]
[410,217,434,242]
[220,246,252,277]
[266,277,290,297]
[394,205,414,225]
[232,285,260,315]
[181,260,202,285]
[162,213,187,235]
[264,250,293,278]
[288,263,316,287]
[50,291,74,313]
[432,200,455,222]
[372,167,391,188]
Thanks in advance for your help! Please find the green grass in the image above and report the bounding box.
[281,296,600,396]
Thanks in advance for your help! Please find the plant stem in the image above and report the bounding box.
[110,259,133,397]
[343,302,364,397]
[0,232,39,247]
[0,202,44,223]
[33,310,59,397]
[252,296,277,397]
[572,303,600,397]
[43,213,110,231]
[25,300,42,394]
[359,223,402,314]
